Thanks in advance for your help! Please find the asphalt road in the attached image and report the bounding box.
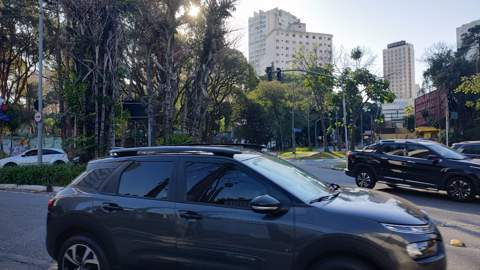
[0,160,479,270]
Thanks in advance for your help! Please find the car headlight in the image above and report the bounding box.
[406,240,438,259]
[381,223,435,234]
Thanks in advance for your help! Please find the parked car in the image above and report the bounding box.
[452,141,480,159]
[47,146,445,270]
[345,139,480,201]
[0,148,69,167]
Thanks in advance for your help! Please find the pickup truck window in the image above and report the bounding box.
[380,143,405,156]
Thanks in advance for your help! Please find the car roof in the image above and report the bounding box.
[89,145,264,166]
[379,139,437,145]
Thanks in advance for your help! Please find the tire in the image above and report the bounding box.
[446,177,476,202]
[4,162,17,167]
[355,168,376,189]
[54,160,66,165]
[57,235,110,270]
[311,256,373,270]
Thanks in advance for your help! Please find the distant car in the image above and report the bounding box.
[346,139,480,201]
[0,148,69,167]
[452,141,480,159]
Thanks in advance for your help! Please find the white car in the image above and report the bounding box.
[0,148,69,167]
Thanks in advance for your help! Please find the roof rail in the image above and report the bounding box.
[109,146,241,158]
[182,143,266,151]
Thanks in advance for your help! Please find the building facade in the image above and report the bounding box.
[456,19,480,60]
[414,89,447,127]
[382,41,415,100]
[248,8,333,75]
[382,41,416,127]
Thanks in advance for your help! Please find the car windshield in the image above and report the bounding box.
[427,143,467,160]
[242,154,331,203]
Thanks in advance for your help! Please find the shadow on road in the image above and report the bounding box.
[376,186,480,215]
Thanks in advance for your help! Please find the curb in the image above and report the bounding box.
[0,184,64,193]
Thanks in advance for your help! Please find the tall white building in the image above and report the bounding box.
[382,41,416,126]
[456,19,480,60]
[248,8,333,75]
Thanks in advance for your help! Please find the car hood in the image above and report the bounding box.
[316,187,429,225]
[454,158,480,167]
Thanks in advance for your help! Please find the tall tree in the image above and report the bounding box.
[60,0,125,159]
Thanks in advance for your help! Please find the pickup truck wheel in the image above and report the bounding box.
[446,177,475,202]
[355,169,376,189]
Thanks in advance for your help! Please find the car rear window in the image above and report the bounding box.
[75,168,115,191]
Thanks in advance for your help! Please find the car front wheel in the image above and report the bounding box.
[446,177,475,202]
[58,235,109,270]
[355,168,376,189]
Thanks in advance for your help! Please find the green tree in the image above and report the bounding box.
[455,74,480,110]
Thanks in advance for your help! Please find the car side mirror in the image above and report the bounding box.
[250,195,281,214]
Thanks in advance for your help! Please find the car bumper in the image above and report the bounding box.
[345,168,355,177]
[399,241,447,270]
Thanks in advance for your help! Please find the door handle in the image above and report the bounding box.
[101,203,124,212]
[179,210,202,220]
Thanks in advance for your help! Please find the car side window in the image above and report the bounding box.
[463,145,480,155]
[185,161,267,208]
[118,161,172,200]
[44,149,61,155]
[380,143,405,156]
[24,150,37,157]
[407,144,432,159]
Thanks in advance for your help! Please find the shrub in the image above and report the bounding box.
[0,164,86,186]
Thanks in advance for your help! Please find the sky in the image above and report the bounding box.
[229,0,480,84]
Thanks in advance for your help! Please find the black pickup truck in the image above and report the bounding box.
[345,139,480,201]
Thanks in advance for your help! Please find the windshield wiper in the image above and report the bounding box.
[309,191,341,204]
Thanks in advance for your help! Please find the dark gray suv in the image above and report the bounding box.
[46,146,446,270]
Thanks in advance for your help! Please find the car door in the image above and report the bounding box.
[403,143,444,188]
[176,158,294,270]
[21,150,38,165]
[93,158,179,269]
[377,143,408,183]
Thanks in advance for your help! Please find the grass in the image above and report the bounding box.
[279,149,346,160]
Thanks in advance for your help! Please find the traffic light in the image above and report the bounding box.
[276,68,282,81]
[265,66,273,81]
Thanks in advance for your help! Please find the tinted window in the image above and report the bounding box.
[461,145,480,155]
[24,150,37,156]
[118,162,172,200]
[381,143,405,156]
[426,143,466,160]
[44,149,62,155]
[77,168,115,190]
[407,144,432,159]
[185,162,267,208]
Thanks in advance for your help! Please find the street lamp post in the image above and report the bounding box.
[37,0,44,165]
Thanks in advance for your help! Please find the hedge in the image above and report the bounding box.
[0,164,86,186]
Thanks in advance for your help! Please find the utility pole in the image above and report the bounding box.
[445,98,449,146]
[291,109,296,153]
[37,0,44,165]
[342,93,348,151]
[360,109,364,147]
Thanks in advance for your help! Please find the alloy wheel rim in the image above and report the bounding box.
[62,244,100,270]
[357,172,371,187]
[448,179,471,200]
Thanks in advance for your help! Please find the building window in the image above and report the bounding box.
[306,35,309,38]
[292,34,296,37]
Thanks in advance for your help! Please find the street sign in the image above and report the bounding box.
[34,112,42,123]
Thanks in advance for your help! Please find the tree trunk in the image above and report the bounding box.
[146,47,154,146]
